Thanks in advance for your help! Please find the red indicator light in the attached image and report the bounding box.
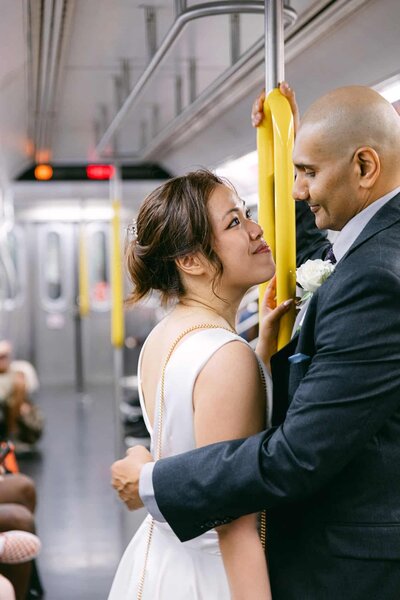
[34,164,53,180]
[86,164,115,180]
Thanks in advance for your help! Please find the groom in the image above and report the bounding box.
[112,86,400,599]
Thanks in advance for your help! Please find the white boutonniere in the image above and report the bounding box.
[296,259,335,304]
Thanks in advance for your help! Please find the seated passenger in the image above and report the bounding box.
[0,503,37,600]
[0,341,42,445]
[0,471,41,600]
[0,529,40,564]
[0,574,15,600]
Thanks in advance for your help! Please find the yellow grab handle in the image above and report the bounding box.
[257,96,275,306]
[78,226,90,317]
[111,200,125,348]
[268,88,296,349]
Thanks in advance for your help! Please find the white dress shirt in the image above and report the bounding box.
[331,186,400,262]
[139,185,400,522]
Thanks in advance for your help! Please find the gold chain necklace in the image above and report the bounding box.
[137,323,266,599]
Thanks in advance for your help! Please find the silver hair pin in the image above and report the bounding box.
[127,220,138,242]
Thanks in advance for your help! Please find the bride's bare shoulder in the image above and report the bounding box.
[141,313,172,357]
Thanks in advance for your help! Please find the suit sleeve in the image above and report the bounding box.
[153,262,400,542]
[295,201,331,265]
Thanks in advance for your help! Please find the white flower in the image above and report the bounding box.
[296,259,335,293]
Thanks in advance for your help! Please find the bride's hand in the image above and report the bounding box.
[251,82,300,136]
[256,275,293,366]
[111,445,153,510]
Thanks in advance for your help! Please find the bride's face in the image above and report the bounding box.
[207,184,275,290]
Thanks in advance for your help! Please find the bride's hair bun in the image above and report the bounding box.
[125,169,225,305]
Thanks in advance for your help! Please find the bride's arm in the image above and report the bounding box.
[256,276,293,370]
[193,341,271,600]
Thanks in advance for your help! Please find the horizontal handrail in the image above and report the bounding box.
[95,1,297,157]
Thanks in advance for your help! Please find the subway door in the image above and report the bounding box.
[34,223,75,385]
[82,222,113,385]
[0,224,30,359]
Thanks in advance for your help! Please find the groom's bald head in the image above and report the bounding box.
[292,86,400,231]
[299,86,400,173]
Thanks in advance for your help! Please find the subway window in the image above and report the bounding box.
[2,227,25,308]
[39,226,69,311]
[87,225,111,311]
[45,231,63,301]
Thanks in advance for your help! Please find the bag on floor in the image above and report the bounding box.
[17,403,44,444]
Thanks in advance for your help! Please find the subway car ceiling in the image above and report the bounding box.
[1,0,400,198]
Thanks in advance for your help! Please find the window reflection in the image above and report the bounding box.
[45,231,62,300]
[89,229,110,309]
[5,231,18,300]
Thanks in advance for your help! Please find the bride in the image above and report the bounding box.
[109,85,298,600]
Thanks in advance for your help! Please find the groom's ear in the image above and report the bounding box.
[175,252,207,276]
[355,146,381,189]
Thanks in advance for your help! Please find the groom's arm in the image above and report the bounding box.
[139,462,166,521]
[152,263,400,542]
[136,203,330,520]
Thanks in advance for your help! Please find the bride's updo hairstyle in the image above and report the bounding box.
[126,169,227,305]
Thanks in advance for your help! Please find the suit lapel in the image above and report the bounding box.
[271,292,318,425]
[271,335,299,426]
[270,194,400,426]
[340,192,400,263]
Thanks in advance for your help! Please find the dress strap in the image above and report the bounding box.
[156,324,236,461]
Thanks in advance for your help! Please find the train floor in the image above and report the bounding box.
[19,384,146,600]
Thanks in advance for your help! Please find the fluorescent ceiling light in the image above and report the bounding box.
[216,150,259,201]
[16,204,115,222]
[374,75,400,104]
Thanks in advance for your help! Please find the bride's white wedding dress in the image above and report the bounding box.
[108,328,268,599]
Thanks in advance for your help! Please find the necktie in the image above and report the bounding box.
[325,246,337,264]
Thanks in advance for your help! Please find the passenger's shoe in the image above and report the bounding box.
[0,531,41,564]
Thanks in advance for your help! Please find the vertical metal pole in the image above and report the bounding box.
[114,75,123,111]
[189,58,197,104]
[121,58,131,98]
[145,7,158,60]
[113,78,122,154]
[140,120,148,148]
[265,0,285,92]
[174,0,186,17]
[110,166,125,458]
[113,343,124,458]
[175,75,183,116]
[262,0,296,348]
[230,14,241,65]
[73,223,85,394]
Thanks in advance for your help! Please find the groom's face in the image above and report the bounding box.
[292,124,362,231]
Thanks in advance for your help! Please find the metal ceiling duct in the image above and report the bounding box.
[100,0,370,162]
[139,0,371,162]
[95,1,298,158]
[25,0,76,162]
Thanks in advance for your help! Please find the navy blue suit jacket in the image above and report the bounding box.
[153,194,400,599]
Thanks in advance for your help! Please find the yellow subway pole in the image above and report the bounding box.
[110,199,125,348]
[268,88,296,348]
[78,225,90,317]
[257,97,275,304]
[110,166,125,459]
[258,0,296,349]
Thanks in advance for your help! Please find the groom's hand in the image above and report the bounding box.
[251,81,300,135]
[256,275,293,366]
[111,445,153,510]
